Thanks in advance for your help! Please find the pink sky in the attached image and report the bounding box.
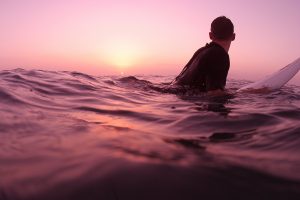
[1,0,300,84]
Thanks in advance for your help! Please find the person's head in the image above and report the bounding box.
[209,16,235,42]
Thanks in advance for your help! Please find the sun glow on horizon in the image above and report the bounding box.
[102,40,143,70]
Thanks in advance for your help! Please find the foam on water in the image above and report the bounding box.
[0,69,300,200]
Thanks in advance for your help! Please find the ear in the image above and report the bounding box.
[209,32,214,40]
[231,33,236,41]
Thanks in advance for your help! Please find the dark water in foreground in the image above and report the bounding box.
[0,69,300,200]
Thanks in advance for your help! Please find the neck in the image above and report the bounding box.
[212,40,231,52]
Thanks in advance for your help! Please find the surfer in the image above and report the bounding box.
[173,16,235,95]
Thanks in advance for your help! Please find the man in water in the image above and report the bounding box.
[174,16,235,95]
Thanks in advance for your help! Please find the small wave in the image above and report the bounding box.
[0,87,25,105]
[68,71,99,82]
[76,106,160,122]
[117,75,150,83]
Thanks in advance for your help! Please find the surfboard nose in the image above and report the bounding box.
[237,57,300,92]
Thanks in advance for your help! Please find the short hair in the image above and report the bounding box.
[211,16,234,40]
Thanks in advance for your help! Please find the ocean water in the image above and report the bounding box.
[0,69,300,200]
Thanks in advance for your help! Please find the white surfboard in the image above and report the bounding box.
[237,57,300,92]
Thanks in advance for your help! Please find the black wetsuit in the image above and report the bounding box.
[174,42,230,91]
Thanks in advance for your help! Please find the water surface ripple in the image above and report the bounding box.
[0,69,300,200]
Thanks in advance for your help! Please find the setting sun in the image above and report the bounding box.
[103,40,142,69]
[111,49,136,68]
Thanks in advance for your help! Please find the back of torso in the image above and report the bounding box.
[174,42,229,91]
